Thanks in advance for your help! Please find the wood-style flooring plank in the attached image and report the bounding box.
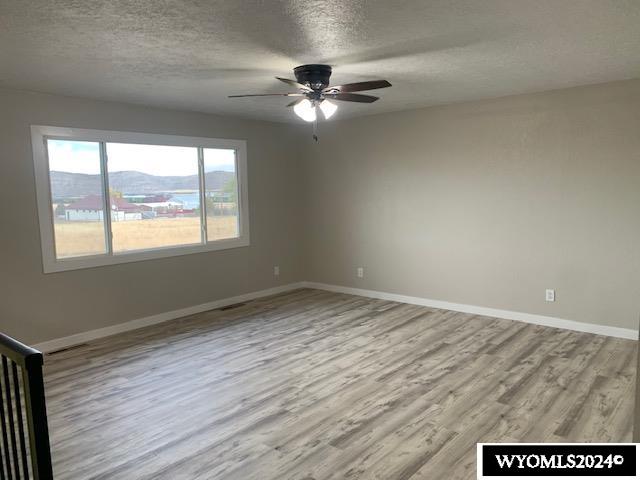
[43,288,637,480]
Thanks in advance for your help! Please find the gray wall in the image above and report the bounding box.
[0,88,305,344]
[303,79,640,330]
[2,79,639,345]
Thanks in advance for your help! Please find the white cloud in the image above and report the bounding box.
[47,140,237,176]
[204,148,236,173]
[47,140,101,174]
[107,143,198,176]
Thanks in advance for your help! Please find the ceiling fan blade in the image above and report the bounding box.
[329,93,379,103]
[286,99,304,107]
[323,80,391,93]
[275,77,313,92]
[228,93,305,98]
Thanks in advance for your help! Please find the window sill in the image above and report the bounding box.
[43,236,250,273]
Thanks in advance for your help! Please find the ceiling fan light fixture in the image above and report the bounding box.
[229,65,391,128]
[319,99,338,119]
[294,99,317,122]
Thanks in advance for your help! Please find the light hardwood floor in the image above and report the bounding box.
[43,288,637,480]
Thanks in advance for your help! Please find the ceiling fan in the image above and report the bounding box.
[228,64,391,123]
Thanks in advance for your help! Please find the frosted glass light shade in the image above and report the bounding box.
[319,100,338,119]
[294,99,317,122]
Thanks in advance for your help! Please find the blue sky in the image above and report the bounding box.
[47,140,236,176]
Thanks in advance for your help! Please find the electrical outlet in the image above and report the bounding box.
[545,289,555,302]
[274,265,280,276]
[357,267,364,278]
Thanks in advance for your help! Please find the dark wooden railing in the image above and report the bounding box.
[0,333,53,480]
[634,320,640,443]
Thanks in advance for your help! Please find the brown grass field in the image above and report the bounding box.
[54,216,238,258]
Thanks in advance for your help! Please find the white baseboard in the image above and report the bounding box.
[302,282,638,340]
[34,282,306,353]
[33,279,636,353]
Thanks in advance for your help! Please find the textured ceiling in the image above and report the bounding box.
[1,0,639,123]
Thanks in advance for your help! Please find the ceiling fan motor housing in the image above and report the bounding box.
[294,64,332,91]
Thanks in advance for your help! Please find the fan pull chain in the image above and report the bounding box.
[313,117,319,142]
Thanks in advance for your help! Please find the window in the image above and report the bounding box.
[31,126,249,273]
[203,147,239,242]
[46,140,107,258]
[106,143,202,253]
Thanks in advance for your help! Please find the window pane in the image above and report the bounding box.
[106,143,201,253]
[203,148,239,241]
[47,139,107,258]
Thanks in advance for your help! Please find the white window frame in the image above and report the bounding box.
[31,125,250,273]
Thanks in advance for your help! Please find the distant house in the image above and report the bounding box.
[139,200,185,217]
[64,195,145,221]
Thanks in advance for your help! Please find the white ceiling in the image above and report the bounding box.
[1,0,639,123]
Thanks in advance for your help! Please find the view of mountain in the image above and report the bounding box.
[50,170,235,199]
